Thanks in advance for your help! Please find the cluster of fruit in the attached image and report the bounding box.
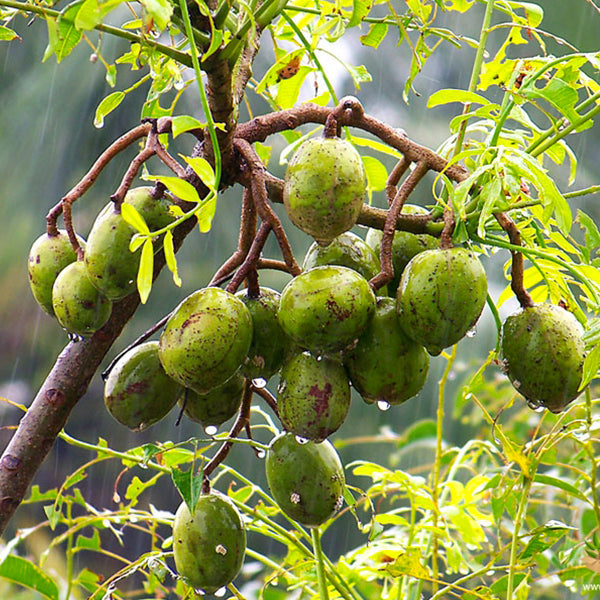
[27,133,587,593]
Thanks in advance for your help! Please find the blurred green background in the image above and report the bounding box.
[0,0,599,592]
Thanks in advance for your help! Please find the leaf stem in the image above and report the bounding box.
[311,527,330,600]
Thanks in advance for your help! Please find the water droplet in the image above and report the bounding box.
[377,400,390,411]
[256,449,266,459]
[215,544,227,555]
[316,354,323,362]
[205,425,218,436]
[252,377,267,389]
[448,371,456,381]
[174,78,185,90]
[466,326,477,338]
[526,399,543,412]
[194,588,206,596]
[295,435,309,444]
[214,588,227,598]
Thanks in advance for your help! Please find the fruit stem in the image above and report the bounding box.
[311,527,330,600]
[439,207,455,249]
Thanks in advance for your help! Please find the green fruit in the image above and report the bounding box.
[283,137,365,244]
[278,351,350,442]
[159,287,253,394]
[173,492,246,594]
[345,297,429,405]
[501,304,585,413]
[52,261,112,337]
[236,287,293,381]
[365,205,439,296]
[28,230,86,316]
[85,187,175,300]
[182,373,245,430]
[397,248,487,356]
[302,232,381,282]
[104,341,182,431]
[278,266,376,353]
[265,432,345,527]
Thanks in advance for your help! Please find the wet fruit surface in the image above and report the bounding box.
[278,265,376,353]
[52,261,112,337]
[502,303,585,413]
[396,247,487,355]
[173,492,246,594]
[236,287,292,380]
[345,297,429,405]
[182,373,245,429]
[85,187,175,300]
[283,137,365,243]
[28,230,85,316]
[104,341,182,431]
[278,351,351,442]
[159,287,253,394]
[265,432,345,527]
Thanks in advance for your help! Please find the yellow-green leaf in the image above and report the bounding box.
[196,196,217,233]
[171,115,205,138]
[94,91,125,128]
[427,88,491,108]
[182,156,216,190]
[0,555,59,600]
[137,239,154,304]
[163,230,182,287]
[121,202,150,234]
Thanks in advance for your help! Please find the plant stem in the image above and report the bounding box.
[564,184,600,199]
[583,387,600,532]
[452,0,495,156]
[506,474,533,600]
[311,527,330,600]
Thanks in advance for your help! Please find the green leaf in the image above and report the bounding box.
[121,203,150,234]
[94,91,125,128]
[348,0,373,28]
[519,521,573,560]
[105,64,117,87]
[171,115,205,138]
[277,66,316,110]
[362,155,387,202]
[129,234,146,252]
[137,239,154,304]
[0,25,21,41]
[477,176,506,237]
[196,196,217,233]
[254,141,272,167]
[125,474,161,504]
[576,209,600,261]
[75,529,101,550]
[580,344,600,390]
[0,555,59,600]
[359,22,387,49]
[139,0,173,30]
[43,503,61,530]
[171,466,203,514]
[533,475,587,503]
[147,176,201,204]
[163,230,182,287]
[182,156,216,190]
[427,88,491,108]
[523,77,579,124]
[54,1,85,61]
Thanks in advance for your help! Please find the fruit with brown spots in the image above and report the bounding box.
[158,287,253,394]
[278,351,350,442]
[278,265,376,353]
[265,432,345,527]
[104,341,182,430]
[283,137,365,244]
[172,491,246,593]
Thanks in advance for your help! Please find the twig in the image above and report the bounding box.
[385,157,410,206]
[251,384,279,418]
[440,207,456,249]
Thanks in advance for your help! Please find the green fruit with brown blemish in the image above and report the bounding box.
[365,205,439,296]
[396,247,487,356]
[265,432,345,527]
[278,266,376,353]
[85,187,175,300]
[345,297,429,405]
[278,351,350,442]
[283,137,365,244]
[302,232,381,282]
[52,261,112,337]
[173,492,246,594]
[501,303,585,413]
[159,287,253,394]
[28,230,86,316]
[236,287,293,381]
[104,341,182,431]
[182,373,245,430]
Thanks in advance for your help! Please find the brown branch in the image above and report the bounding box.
[386,157,410,206]
[369,161,429,291]
[251,384,279,418]
[495,212,534,308]
[202,379,253,493]
[440,207,456,250]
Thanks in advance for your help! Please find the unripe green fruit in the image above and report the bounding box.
[159,287,253,394]
[182,373,245,430]
[302,232,381,282]
[28,230,86,316]
[173,492,246,594]
[397,248,487,356]
[283,137,365,244]
[104,341,181,431]
[85,187,175,300]
[265,432,345,527]
[501,304,585,413]
[278,266,376,353]
[345,297,429,405]
[278,352,350,442]
[52,261,112,337]
[365,205,439,296]
[236,287,293,381]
